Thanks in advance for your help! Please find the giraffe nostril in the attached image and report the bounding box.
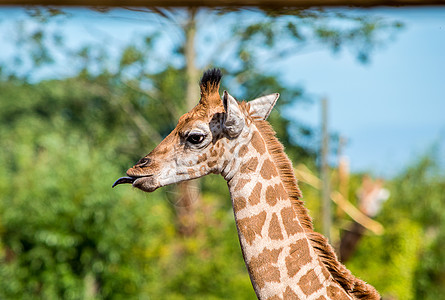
[136,157,151,167]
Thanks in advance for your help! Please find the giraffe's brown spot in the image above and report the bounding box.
[285,239,312,277]
[248,182,262,206]
[237,211,267,245]
[248,247,283,289]
[207,160,217,168]
[197,153,207,163]
[218,146,225,157]
[275,183,288,200]
[229,145,236,153]
[251,131,266,155]
[265,185,278,206]
[260,159,278,180]
[327,285,350,300]
[280,206,303,236]
[240,157,259,174]
[233,197,247,213]
[266,296,282,300]
[221,160,229,171]
[235,178,250,192]
[187,168,196,177]
[284,286,298,299]
[210,147,218,157]
[268,213,284,240]
[299,269,323,296]
[315,296,328,300]
[238,145,249,157]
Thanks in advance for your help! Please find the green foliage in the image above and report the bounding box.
[232,9,403,64]
[0,78,166,298]
[392,157,445,299]
[119,45,145,69]
[347,219,421,299]
[346,155,445,300]
[0,135,159,298]
[1,7,429,300]
[0,72,257,299]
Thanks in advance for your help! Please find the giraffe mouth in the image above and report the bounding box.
[112,175,152,188]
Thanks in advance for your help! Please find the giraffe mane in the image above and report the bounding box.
[243,103,379,299]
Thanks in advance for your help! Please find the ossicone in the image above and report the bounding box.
[200,68,222,97]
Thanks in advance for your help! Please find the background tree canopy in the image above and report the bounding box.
[0,7,443,300]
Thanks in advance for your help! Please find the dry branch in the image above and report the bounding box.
[294,164,384,235]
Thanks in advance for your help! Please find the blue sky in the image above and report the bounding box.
[1,7,444,177]
[282,8,445,176]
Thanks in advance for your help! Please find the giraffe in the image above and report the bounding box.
[113,69,380,300]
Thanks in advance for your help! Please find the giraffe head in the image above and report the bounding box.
[113,69,279,192]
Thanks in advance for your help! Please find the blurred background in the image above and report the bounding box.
[0,5,444,299]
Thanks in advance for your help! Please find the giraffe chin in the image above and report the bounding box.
[131,176,159,193]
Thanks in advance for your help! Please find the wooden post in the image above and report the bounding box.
[321,98,331,240]
[337,136,349,218]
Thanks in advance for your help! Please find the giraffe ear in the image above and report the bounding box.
[223,91,245,137]
[249,93,280,120]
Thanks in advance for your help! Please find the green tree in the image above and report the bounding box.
[0,7,404,299]
[0,78,172,298]
[346,154,445,300]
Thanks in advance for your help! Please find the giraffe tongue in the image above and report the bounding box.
[112,176,136,188]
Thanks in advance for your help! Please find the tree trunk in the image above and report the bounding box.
[175,8,201,237]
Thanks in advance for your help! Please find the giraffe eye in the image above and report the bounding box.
[187,133,206,144]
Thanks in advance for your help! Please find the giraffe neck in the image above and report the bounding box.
[227,155,352,300]
[219,115,376,300]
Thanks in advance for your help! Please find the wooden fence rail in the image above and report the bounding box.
[1,0,444,7]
